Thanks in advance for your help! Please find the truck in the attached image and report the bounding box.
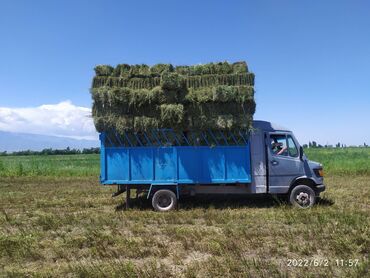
[99,120,325,211]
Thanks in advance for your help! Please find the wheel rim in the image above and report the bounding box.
[158,194,172,209]
[296,191,311,207]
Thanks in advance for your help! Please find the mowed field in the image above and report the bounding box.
[0,148,369,277]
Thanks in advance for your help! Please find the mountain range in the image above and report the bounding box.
[0,131,99,152]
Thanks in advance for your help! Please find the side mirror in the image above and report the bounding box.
[299,146,304,160]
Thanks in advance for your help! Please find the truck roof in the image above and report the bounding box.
[253,120,291,132]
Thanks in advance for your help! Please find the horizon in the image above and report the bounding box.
[1,0,369,148]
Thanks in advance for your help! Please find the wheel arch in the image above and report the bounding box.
[288,176,317,194]
[147,184,179,200]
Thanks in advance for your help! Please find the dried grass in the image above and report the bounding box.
[91,61,255,132]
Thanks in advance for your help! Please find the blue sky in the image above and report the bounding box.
[0,0,369,145]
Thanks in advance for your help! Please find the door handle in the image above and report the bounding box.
[271,160,278,166]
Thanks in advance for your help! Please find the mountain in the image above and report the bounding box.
[0,131,99,152]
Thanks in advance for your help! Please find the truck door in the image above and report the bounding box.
[267,133,304,194]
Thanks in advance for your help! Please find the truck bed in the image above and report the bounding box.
[100,132,251,185]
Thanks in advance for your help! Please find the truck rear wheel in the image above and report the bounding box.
[152,190,177,212]
[289,185,316,208]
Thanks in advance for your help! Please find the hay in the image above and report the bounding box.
[150,64,174,75]
[175,61,247,76]
[186,85,254,103]
[187,114,252,130]
[112,64,130,77]
[108,63,175,78]
[91,61,255,133]
[95,61,249,79]
[160,104,184,127]
[160,72,185,90]
[92,76,161,89]
[92,73,254,90]
[93,107,184,132]
[91,86,182,113]
[185,73,254,88]
[94,65,114,76]
[232,61,248,73]
[187,101,255,116]
[129,64,151,77]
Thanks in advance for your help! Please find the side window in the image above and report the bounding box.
[287,136,298,157]
[270,134,288,156]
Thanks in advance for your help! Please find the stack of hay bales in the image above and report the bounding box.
[91,61,255,134]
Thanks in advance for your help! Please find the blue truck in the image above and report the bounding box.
[99,120,325,211]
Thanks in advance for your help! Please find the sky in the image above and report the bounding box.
[0,0,369,145]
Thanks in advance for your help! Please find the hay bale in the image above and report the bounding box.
[160,72,184,90]
[187,114,252,130]
[185,73,254,88]
[213,85,254,103]
[129,64,151,77]
[134,116,160,131]
[93,115,116,132]
[94,65,114,76]
[151,64,174,75]
[113,64,131,77]
[186,86,254,103]
[160,104,184,127]
[232,61,248,73]
[92,86,181,111]
[175,61,236,76]
[185,87,214,103]
[116,116,135,132]
[91,76,162,89]
[186,102,254,117]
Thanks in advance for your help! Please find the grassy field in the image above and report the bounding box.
[0,154,99,177]
[0,148,369,277]
[304,147,370,176]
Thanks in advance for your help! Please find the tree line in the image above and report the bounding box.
[302,141,368,148]
[0,147,100,156]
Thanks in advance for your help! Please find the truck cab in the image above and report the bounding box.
[251,121,325,207]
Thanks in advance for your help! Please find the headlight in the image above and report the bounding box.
[314,168,324,177]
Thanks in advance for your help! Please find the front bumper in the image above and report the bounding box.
[315,184,326,195]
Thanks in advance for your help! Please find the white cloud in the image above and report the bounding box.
[0,101,98,140]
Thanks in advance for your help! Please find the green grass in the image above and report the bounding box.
[304,147,370,176]
[0,148,369,276]
[0,154,99,177]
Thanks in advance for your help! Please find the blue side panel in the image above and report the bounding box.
[177,148,201,182]
[131,148,154,181]
[201,148,225,182]
[101,140,251,185]
[155,148,176,181]
[225,146,251,181]
[105,148,129,181]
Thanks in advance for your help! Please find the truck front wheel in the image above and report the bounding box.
[152,189,177,212]
[289,185,316,208]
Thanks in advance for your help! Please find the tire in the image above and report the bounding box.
[152,190,177,212]
[289,185,316,208]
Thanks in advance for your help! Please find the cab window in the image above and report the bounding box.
[270,134,288,156]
